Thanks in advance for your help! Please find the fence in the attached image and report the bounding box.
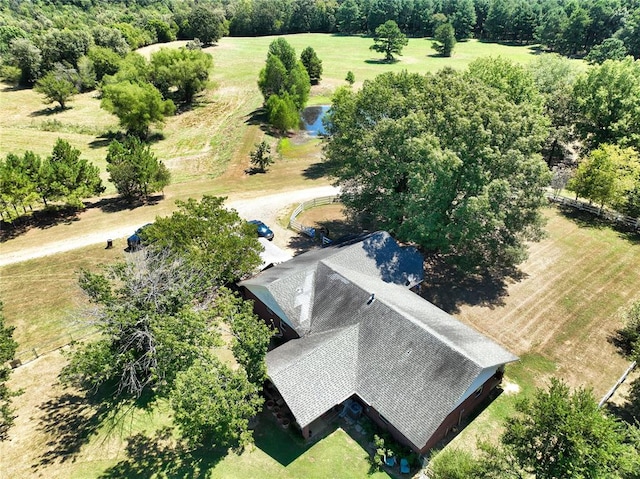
[288,196,339,240]
[547,193,640,231]
[6,323,97,370]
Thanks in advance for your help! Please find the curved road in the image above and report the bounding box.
[0,185,339,267]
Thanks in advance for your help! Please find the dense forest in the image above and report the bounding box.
[1,0,639,60]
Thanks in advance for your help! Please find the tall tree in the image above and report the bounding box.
[336,0,362,34]
[34,70,78,109]
[484,0,513,41]
[573,58,640,150]
[0,301,19,441]
[9,37,41,86]
[101,81,175,138]
[568,144,640,210]
[324,70,550,273]
[62,196,263,402]
[585,38,629,65]
[502,378,637,478]
[150,47,213,104]
[188,5,228,46]
[217,288,273,386]
[106,136,171,201]
[618,8,640,59]
[170,354,263,448]
[258,39,310,131]
[370,20,408,62]
[528,54,579,166]
[300,46,323,84]
[450,0,477,40]
[432,23,456,57]
[142,196,263,293]
[39,28,91,70]
[39,139,104,208]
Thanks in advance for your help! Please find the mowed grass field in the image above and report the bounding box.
[0,34,630,477]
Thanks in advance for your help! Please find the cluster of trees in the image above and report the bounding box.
[1,134,173,222]
[0,139,104,222]
[618,300,640,420]
[257,38,314,133]
[324,61,550,273]
[61,196,273,448]
[565,58,640,217]
[0,302,19,441]
[428,377,640,478]
[323,54,640,273]
[100,46,212,137]
[3,0,639,74]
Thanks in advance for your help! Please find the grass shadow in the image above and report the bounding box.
[0,205,81,242]
[98,427,225,479]
[418,257,524,314]
[33,390,114,469]
[254,409,335,466]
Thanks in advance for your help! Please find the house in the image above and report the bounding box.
[240,231,518,454]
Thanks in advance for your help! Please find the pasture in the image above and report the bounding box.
[0,34,633,477]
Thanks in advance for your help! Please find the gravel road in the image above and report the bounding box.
[0,185,339,267]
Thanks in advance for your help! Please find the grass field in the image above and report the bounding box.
[0,34,631,478]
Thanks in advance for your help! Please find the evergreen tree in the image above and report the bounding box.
[300,46,323,84]
[106,136,171,201]
[432,23,456,57]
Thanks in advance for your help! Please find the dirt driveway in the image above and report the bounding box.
[0,186,339,267]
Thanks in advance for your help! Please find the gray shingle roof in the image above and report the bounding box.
[244,231,518,449]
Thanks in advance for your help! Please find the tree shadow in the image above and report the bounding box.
[0,205,81,242]
[364,58,400,65]
[33,391,113,469]
[85,194,164,213]
[29,106,64,117]
[417,257,523,314]
[245,108,268,127]
[287,233,319,256]
[253,409,336,466]
[555,205,640,244]
[89,131,120,149]
[302,161,332,180]
[98,427,225,479]
[244,167,267,175]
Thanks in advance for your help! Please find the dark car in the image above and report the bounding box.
[248,220,274,241]
[127,223,153,250]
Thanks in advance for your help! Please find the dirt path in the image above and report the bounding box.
[0,186,339,267]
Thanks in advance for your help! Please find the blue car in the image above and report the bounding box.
[248,220,274,241]
[127,223,153,250]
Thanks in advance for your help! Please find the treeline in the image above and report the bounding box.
[1,0,639,62]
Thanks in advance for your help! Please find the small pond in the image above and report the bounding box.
[301,105,330,136]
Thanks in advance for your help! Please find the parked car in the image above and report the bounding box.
[248,219,274,240]
[127,223,153,250]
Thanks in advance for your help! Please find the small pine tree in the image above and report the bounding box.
[432,23,456,57]
[345,71,355,85]
[300,46,323,85]
[250,140,274,172]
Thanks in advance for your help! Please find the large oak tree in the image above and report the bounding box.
[324,69,550,273]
